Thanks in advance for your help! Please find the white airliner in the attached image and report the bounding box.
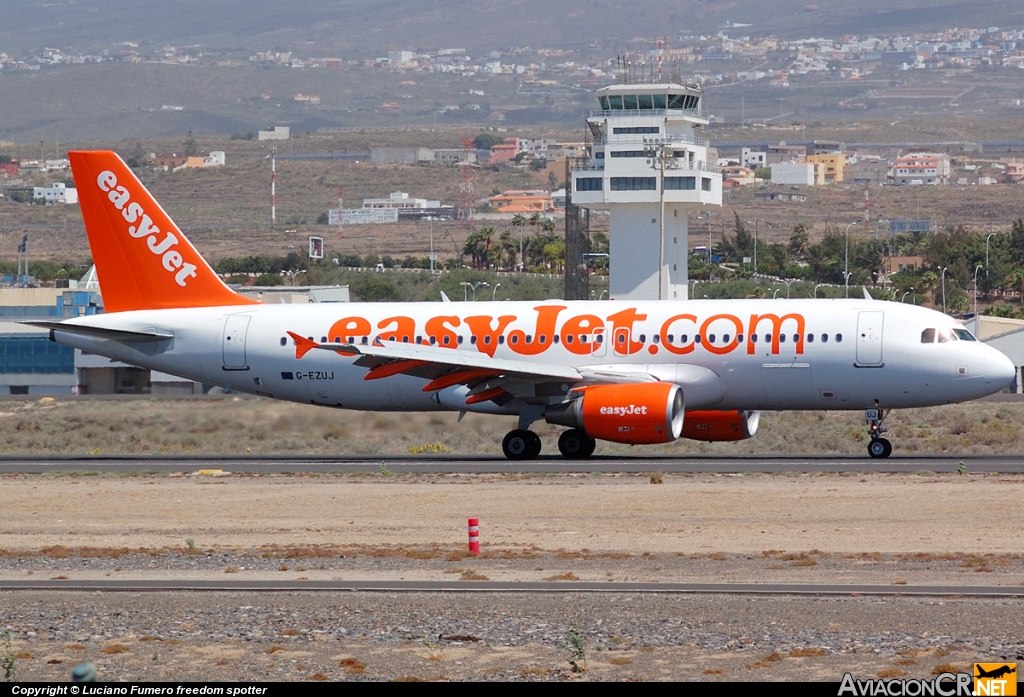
[30,151,1016,460]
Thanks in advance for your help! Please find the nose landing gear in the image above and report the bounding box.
[865,407,892,459]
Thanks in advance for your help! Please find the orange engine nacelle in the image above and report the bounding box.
[545,382,684,445]
[682,410,761,442]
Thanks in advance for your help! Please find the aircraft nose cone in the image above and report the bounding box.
[989,348,1016,389]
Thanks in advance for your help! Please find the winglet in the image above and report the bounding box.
[863,287,872,300]
[440,290,452,303]
[287,331,318,360]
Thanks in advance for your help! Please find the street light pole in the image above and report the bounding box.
[986,232,997,278]
[492,283,501,301]
[973,264,983,322]
[845,221,858,298]
[645,138,678,299]
[939,266,947,314]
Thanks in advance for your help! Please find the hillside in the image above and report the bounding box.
[4,0,1024,55]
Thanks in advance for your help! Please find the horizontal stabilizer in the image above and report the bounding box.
[21,320,173,343]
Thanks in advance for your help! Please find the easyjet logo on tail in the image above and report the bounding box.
[96,170,198,287]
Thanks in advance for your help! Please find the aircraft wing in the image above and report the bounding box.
[287,331,670,406]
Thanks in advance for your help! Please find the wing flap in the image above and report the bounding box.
[288,333,583,382]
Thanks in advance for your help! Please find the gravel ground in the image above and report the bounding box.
[2,592,1022,682]
[1,472,1022,681]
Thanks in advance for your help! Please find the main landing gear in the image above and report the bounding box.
[865,407,892,459]
[557,428,596,460]
[500,428,598,460]
[502,429,542,460]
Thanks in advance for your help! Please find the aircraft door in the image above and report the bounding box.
[222,315,251,370]
[856,311,884,366]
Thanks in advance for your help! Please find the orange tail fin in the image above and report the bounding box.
[69,151,257,312]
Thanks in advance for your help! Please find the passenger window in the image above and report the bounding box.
[779,334,786,343]
[652,334,660,344]
[443,335,450,345]
[764,334,771,343]
[667,334,674,343]
[708,334,716,344]
[565,335,574,344]
[498,336,505,344]
[723,334,730,343]
[430,336,437,345]
[470,336,477,344]
[793,333,800,343]
[510,335,519,344]
[280,337,287,346]
[484,336,491,345]
[403,336,410,343]
[553,335,560,344]
[736,334,743,343]
[526,335,534,344]
[836,333,842,343]
[695,334,702,343]
[457,336,464,344]
[807,334,814,343]
[680,334,688,343]
[751,334,758,343]
[822,334,829,343]
[539,335,547,344]
[320,336,327,343]
[638,334,646,343]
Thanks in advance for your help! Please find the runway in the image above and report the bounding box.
[1,453,1022,473]
[2,579,1023,596]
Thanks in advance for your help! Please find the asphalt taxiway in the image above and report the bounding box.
[0,453,1021,474]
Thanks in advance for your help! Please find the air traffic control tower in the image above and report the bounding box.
[571,80,721,300]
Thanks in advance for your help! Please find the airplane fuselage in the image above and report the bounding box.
[52,298,1013,414]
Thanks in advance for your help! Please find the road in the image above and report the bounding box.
[1,453,1021,473]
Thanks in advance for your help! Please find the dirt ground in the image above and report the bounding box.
[0,472,1022,681]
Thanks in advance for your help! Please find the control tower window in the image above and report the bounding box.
[612,126,660,135]
[599,96,610,110]
[576,178,603,192]
[653,95,667,109]
[637,94,654,109]
[610,177,657,191]
[623,95,638,109]
[607,95,623,109]
[664,177,696,190]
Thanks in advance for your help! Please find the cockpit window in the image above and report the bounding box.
[952,328,976,341]
[937,328,953,343]
[921,328,935,343]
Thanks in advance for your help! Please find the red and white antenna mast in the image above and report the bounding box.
[657,38,664,82]
[270,147,277,226]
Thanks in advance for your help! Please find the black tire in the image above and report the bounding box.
[503,429,537,460]
[525,430,542,459]
[558,429,596,459]
[867,438,892,459]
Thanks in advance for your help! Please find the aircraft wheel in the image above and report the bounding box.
[526,430,542,459]
[867,438,892,459]
[558,429,596,459]
[503,429,539,460]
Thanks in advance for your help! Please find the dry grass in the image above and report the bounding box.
[5,398,1024,457]
[789,648,827,657]
[879,669,909,678]
[543,572,580,581]
[339,658,366,675]
[459,570,488,581]
[101,644,130,655]
[933,663,962,675]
